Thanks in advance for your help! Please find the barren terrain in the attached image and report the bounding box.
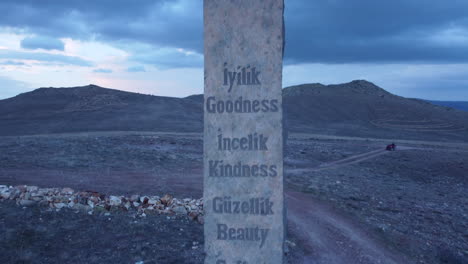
[1,82,467,263]
[1,131,466,263]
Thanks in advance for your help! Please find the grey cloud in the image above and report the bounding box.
[21,36,65,51]
[127,66,146,72]
[0,60,26,66]
[0,0,202,53]
[284,0,468,64]
[0,0,468,65]
[93,68,112,73]
[129,45,203,69]
[0,50,92,66]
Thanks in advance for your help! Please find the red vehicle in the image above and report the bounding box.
[386,143,396,151]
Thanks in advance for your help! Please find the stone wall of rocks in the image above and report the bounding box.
[0,185,204,224]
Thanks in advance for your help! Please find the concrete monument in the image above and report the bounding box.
[204,0,285,263]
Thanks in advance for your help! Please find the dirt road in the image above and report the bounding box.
[286,191,410,264]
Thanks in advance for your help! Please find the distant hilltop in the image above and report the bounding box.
[0,81,467,141]
[425,100,468,112]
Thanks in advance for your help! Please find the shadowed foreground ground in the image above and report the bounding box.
[1,132,467,263]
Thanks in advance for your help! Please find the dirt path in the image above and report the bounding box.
[286,191,411,264]
[290,133,468,150]
[288,148,394,175]
[285,145,421,263]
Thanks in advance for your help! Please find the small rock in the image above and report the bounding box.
[0,190,11,199]
[172,206,187,215]
[188,211,198,221]
[72,203,91,212]
[26,186,39,192]
[109,196,122,206]
[61,187,74,195]
[19,199,35,206]
[140,196,149,204]
[54,203,66,209]
[130,194,140,202]
[161,194,173,206]
[147,197,159,205]
[285,240,296,247]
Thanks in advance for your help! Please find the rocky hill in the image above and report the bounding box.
[283,80,468,140]
[1,81,467,141]
[0,84,203,135]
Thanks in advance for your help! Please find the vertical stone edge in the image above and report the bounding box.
[281,1,287,262]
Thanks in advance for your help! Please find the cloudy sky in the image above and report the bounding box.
[0,0,467,100]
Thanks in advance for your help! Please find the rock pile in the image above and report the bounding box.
[0,185,204,223]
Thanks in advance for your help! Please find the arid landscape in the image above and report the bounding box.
[1,81,467,263]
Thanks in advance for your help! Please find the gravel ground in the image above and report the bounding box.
[0,200,204,264]
[286,137,468,264]
[0,132,467,263]
[0,200,304,264]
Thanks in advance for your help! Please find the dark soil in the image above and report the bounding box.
[0,200,304,264]
[286,136,468,264]
[1,132,467,263]
[0,200,204,264]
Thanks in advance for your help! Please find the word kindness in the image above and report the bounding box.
[208,160,277,178]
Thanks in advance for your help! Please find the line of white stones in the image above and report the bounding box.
[0,184,204,223]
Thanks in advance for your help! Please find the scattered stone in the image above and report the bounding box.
[61,187,74,195]
[19,199,35,206]
[172,205,187,215]
[161,194,173,206]
[109,196,122,206]
[0,189,11,199]
[147,197,159,205]
[140,196,149,204]
[0,185,204,222]
[55,203,66,209]
[26,186,38,192]
[130,194,140,202]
